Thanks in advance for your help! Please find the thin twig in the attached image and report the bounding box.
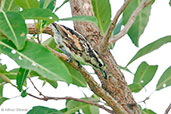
[0,74,113,113]
[28,77,45,97]
[0,74,18,89]
[27,23,53,36]
[100,0,131,53]
[165,103,171,114]
[109,0,152,46]
[27,94,113,114]
[27,93,45,100]
[144,0,154,7]
[137,91,155,104]
[37,33,41,44]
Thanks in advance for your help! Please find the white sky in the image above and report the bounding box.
[0,0,171,114]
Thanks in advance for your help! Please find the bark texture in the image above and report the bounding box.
[69,0,141,114]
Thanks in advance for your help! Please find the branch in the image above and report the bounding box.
[100,0,131,53]
[47,96,113,113]
[0,74,17,88]
[26,23,129,113]
[109,0,152,46]
[27,94,113,114]
[27,21,130,113]
[28,77,45,97]
[46,46,127,114]
[0,72,113,113]
[27,23,53,36]
[165,103,171,114]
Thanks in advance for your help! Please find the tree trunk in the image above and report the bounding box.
[69,0,141,114]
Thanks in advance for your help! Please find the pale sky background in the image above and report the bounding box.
[0,0,171,114]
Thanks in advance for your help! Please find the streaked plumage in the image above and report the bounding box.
[51,23,107,79]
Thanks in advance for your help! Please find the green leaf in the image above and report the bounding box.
[0,84,4,97]
[91,0,111,35]
[0,11,27,50]
[60,108,67,113]
[40,0,56,27]
[54,0,69,12]
[0,81,8,107]
[82,104,99,114]
[40,0,56,10]
[0,39,72,83]
[0,97,8,106]
[66,100,82,113]
[66,98,99,114]
[27,106,63,114]
[128,83,142,92]
[20,8,59,24]
[141,108,156,114]
[60,16,97,24]
[132,61,158,92]
[169,0,171,6]
[39,76,58,88]
[6,68,22,79]
[0,35,6,40]
[126,36,171,66]
[0,62,7,73]
[123,0,152,46]
[5,67,58,88]
[64,62,87,87]
[156,66,171,91]
[40,0,51,9]
[14,0,40,9]
[113,19,122,36]
[42,37,57,49]
[0,68,31,82]
[16,68,29,92]
[21,89,27,97]
[3,0,20,11]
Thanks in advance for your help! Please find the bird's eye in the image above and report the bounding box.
[99,63,103,67]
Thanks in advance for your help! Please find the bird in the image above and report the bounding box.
[51,23,107,79]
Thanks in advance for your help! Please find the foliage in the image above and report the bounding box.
[129,62,158,92]
[123,0,152,47]
[91,0,111,35]
[27,106,63,114]
[65,98,99,114]
[0,0,170,114]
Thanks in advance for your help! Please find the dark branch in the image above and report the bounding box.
[165,103,171,114]
[28,77,45,97]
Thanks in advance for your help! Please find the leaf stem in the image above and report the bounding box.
[28,77,45,97]
[0,0,5,11]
